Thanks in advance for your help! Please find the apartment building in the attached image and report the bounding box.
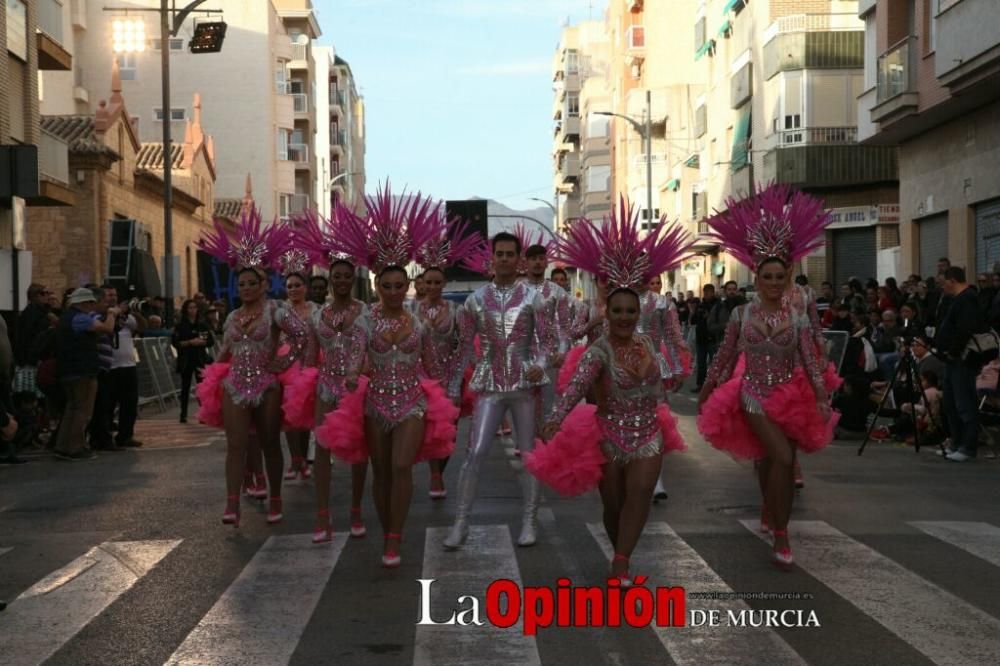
[552,21,611,234]
[329,53,366,212]
[858,0,1000,278]
[2,0,76,313]
[42,0,324,225]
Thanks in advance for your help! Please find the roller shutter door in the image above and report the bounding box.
[832,227,876,286]
[918,214,949,279]
[976,199,1000,274]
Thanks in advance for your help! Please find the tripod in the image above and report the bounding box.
[858,340,946,456]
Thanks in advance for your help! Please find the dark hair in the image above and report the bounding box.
[920,369,939,388]
[723,280,737,289]
[821,281,833,289]
[607,286,640,305]
[180,298,199,321]
[236,266,264,281]
[492,232,521,254]
[310,275,330,287]
[939,257,951,265]
[943,266,966,283]
[329,257,355,272]
[794,275,808,286]
[284,272,307,285]
[849,278,863,294]
[885,276,899,290]
[524,244,547,259]
[757,257,789,272]
[703,284,716,293]
[422,267,446,280]
[377,265,408,280]
[550,267,568,279]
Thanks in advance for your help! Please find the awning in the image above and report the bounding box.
[718,20,731,38]
[665,178,680,191]
[695,39,714,60]
[731,107,751,170]
[722,0,744,14]
[684,154,700,168]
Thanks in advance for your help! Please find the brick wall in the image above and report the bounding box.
[770,0,839,21]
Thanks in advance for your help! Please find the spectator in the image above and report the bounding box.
[86,287,117,451]
[977,273,996,318]
[898,302,922,333]
[926,274,951,334]
[864,286,879,311]
[877,286,896,313]
[1,314,25,465]
[54,288,117,461]
[937,257,951,275]
[14,283,51,366]
[143,315,173,338]
[935,266,987,462]
[309,276,329,305]
[691,284,723,391]
[872,309,902,379]
[816,281,834,320]
[885,277,904,308]
[839,282,864,312]
[107,295,145,449]
[173,299,215,423]
[829,303,853,333]
[721,280,746,319]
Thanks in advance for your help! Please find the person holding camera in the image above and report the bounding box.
[173,299,215,423]
[935,266,989,462]
[106,294,146,449]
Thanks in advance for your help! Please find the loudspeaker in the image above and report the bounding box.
[444,199,488,282]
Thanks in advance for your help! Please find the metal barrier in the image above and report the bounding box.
[136,337,181,412]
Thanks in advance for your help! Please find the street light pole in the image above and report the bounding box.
[160,0,174,326]
[596,89,655,231]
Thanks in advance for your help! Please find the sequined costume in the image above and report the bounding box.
[220,300,308,407]
[550,335,681,464]
[637,291,690,379]
[417,300,465,400]
[313,300,368,405]
[568,299,607,344]
[529,278,571,419]
[356,304,436,430]
[444,280,550,549]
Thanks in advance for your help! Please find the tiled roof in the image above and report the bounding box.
[39,115,118,157]
[135,142,183,171]
[213,198,244,219]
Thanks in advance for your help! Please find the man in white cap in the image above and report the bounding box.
[53,288,118,461]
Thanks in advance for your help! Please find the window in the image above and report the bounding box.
[277,130,290,161]
[279,194,293,217]
[566,92,580,118]
[587,114,608,138]
[6,0,27,60]
[152,38,184,50]
[154,108,186,121]
[586,165,611,193]
[565,49,579,74]
[694,105,707,138]
[694,17,706,51]
[116,54,138,81]
[275,61,289,94]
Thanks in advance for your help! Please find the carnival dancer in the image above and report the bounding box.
[294,209,369,542]
[696,184,839,569]
[278,249,319,482]
[196,209,309,527]
[531,200,691,585]
[442,231,555,549]
[412,216,485,499]
[524,243,572,425]
[315,188,458,566]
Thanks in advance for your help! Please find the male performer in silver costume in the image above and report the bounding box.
[524,243,571,424]
[444,232,553,549]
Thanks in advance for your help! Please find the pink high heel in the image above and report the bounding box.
[611,553,632,587]
[382,533,402,568]
[771,528,793,570]
[428,472,447,499]
[312,509,333,543]
[760,504,771,534]
[222,494,240,527]
[267,496,283,524]
[350,506,366,538]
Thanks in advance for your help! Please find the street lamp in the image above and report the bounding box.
[327,170,361,209]
[595,89,654,234]
[105,1,225,327]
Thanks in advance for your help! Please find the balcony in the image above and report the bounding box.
[70,0,86,29]
[289,142,309,167]
[330,129,346,156]
[762,143,897,188]
[774,126,858,146]
[559,153,580,184]
[329,89,345,108]
[291,193,311,214]
[276,93,294,129]
[761,15,863,80]
[292,93,309,114]
[935,0,1000,93]
[32,131,75,206]
[555,115,580,142]
[37,0,72,71]
[290,43,309,67]
[871,36,918,125]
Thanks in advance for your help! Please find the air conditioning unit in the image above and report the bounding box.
[631,63,642,79]
[626,25,645,51]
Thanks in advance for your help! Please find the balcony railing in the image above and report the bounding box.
[275,80,290,95]
[329,89,345,107]
[292,93,308,113]
[877,36,916,103]
[38,0,65,43]
[289,142,309,165]
[335,130,347,146]
[291,43,308,62]
[291,193,311,214]
[776,126,858,146]
[764,12,862,40]
[697,221,710,235]
[39,131,70,184]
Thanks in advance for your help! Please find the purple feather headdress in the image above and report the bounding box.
[292,208,354,269]
[199,206,291,271]
[414,204,488,272]
[555,197,693,291]
[464,242,494,277]
[704,183,832,271]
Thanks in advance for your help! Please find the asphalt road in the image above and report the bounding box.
[2,391,999,666]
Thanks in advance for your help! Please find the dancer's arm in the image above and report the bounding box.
[444,304,467,399]
[343,314,369,391]
[698,306,743,409]
[270,301,308,373]
[542,346,603,439]
[796,312,830,418]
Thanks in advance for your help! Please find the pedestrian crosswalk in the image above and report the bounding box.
[2,519,1000,665]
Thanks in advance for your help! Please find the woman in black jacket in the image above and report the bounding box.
[172,299,215,423]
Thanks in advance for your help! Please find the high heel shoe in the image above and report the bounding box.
[299,459,312,480]
[222,494,240,527]
[250,473,268,500]
[428,472,447,499]
[267,497,283,524]
[382,533,402,568]
[284,457,299,480]
[349,506,366,538]
[610,553,632,587]
[312,509,333,543]
[793,461,804,489]
[771,528,794,570]
[760,503,771,534]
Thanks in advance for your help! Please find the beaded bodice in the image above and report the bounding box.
[462,282,548,393]
[417,299,464,398]
[222,300,306,405]
[551,335,664,454]
[705,301,825,402]
[282,300,318,365]
[359,305,432,424]
[529,279,571,356]
[313,300,366,402]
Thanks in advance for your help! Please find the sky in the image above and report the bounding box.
[315,0,607,211]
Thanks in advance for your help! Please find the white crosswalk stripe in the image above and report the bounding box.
[588,522,804,666]
[0,539,181,666]
[0,546,12,558]
[908,521,1000,568]
[415,525,541,666]
[165,533,347,665]
[742,519,1000,666]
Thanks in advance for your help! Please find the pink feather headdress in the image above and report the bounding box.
[292,208,354,269]
[555,197,693,291]
[414,205,488,272]
[199,206,292,271]
[703,183,832,270]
